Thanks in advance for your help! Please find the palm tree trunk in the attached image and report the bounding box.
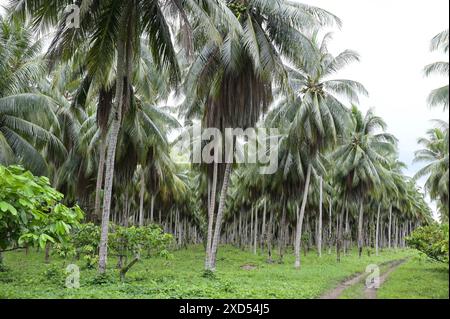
[279,206,287,262]
[138,171,145,227]
[344,208,349,255]
[261,199,266,252]
[94,137,106,222]
[294,164,312,269]
[253,205,258,255]
[336,206,344,262]
[150,195,155,223]
[318,176,323,257]
[205,162,218,270]
[250,206,254,252]
[267,210,273,262]
[328,197,332,254]
[388,205,392,249]
[98,13,130,273]
[376,204,381,256]
[358,199,364,258]
[395,217,399,249]
[209,163,232,271]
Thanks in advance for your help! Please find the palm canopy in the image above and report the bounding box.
[424,29,449,110]
[275,32,368,158]
[8,0,244,86]
[182,0,342,132]
[0,16,66,174]
[333,105,397,201]
[414,121,449,220]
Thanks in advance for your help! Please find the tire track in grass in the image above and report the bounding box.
[320,259,408,299]
[364,259,407,299]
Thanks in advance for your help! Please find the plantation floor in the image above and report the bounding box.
[338,256,449,299]
[0,245,447,299]
[377,258,449,299]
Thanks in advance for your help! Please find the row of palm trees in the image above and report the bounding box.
[0,2,446,273]
[415,28,449,222]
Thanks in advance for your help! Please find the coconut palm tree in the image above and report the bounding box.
[182,0,342,271]
[0,16,66,175]
[279,32,368,268]
[425,30,449,110]
[333,105,397,257]
[414,121,449,221]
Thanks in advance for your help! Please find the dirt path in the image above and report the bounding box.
[320,259,407,299]
[320,271,369,299]
[364,259,406,299]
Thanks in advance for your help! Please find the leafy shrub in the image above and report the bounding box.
[109,224,173,281]
[53,242,77,260]
[0,165,84,256]
[43,264,65,286]
[406,223,449,263]
[202,269,217,280]
[88,272,116,286]
[0,271,13,283]
[53,223,101,268]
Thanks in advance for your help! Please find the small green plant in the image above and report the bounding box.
[43,264,65,286]
[406,223,449,263]
[201,269,217,280]
[0,263,9,273]
[88,272,116,286]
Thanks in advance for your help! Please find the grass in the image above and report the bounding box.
[377,257,449,299]
[0,245,445,299]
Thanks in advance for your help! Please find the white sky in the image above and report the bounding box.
[1,1,448,217]
[299,0,449,219]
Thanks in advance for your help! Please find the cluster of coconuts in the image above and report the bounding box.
[228,1,247,19]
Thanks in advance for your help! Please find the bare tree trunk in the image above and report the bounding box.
[209,163,232,271]
[120,256,139,282]
[336,206,344,262]
[261,199,266,252]
[318,176,323,257]
[388,205,392,249]
[98,9,131,273]
[344,207,349,254]
[177,211,182,247]
[238,211,243,248]
[45,243,51,264]
[278,205,286,262]
[328,197,332,254]
[376,204,381,256]
[267,210,274,263]
[395,217,399,249]
[294,164,312,269]
[94,138,106,222]
[139,171,145,227]
[358,199,364,258]
[250,206,254,252]
[253,205,258,255]
[150,195,155,223]
[205,162,218,270]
